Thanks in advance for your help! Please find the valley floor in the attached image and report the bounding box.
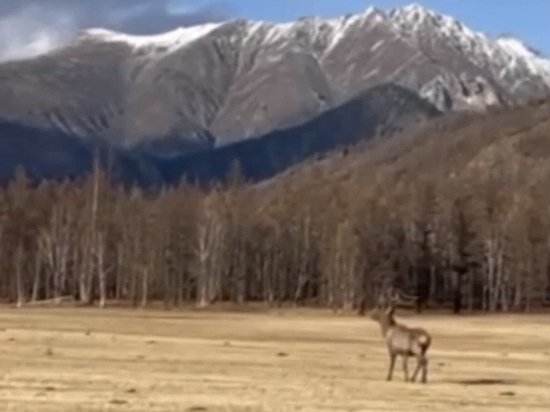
[0,307,548,411]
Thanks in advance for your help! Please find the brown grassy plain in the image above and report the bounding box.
[0,307,548,411]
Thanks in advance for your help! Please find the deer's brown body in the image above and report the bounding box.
[370,292,431,383]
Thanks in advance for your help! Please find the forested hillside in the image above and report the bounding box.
[0,100,549,312]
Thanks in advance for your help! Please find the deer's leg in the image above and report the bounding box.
[411,356,422,382]
[402,355,410,382]
[386,353,396,381]
[421,356,428,384]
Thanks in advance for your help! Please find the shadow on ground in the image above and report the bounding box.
[452,378,518,386]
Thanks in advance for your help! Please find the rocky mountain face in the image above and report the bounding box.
[0,4,549,183]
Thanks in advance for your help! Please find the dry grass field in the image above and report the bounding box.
[0,306,548,412]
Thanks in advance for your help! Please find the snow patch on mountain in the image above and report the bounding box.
[83,23,224,53]
[497,37,550,85]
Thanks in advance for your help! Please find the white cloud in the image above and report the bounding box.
[0,5,75,62]
[0,0,229,62]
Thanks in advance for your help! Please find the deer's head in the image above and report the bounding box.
[368,288,398,324]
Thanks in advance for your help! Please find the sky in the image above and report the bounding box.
[0,0,548,62]
[229,0,550,56]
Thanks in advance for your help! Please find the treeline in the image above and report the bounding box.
[1,123,550,313]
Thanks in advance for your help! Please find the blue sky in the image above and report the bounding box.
[214,0,550,56]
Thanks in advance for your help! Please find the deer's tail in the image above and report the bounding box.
[418,334,431,354]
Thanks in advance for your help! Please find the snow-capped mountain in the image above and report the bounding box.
[0,4,548,156]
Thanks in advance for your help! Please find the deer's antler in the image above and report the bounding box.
[386,287,402,307]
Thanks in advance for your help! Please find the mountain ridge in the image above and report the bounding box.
[0,3,549,184]
[1,3,548,150]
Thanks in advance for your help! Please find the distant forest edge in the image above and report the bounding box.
[0,99,549,312]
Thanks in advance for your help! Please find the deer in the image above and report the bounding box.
[368,288,432,383]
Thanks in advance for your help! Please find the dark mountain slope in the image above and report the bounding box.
[153,84,440,185]
[0,84,438,186]
[0,120,161,186]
